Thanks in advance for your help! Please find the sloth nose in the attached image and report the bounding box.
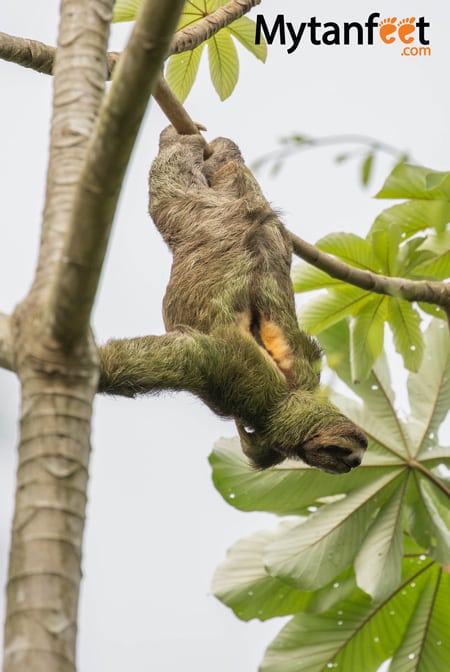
[343,451,363,469]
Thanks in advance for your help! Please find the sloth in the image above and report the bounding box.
[99,127,367,474]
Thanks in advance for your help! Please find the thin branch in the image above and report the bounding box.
[0,31,54,74]
[154,77,203,135]
[168,0,261,55]
[253,133,409,171]
[290,232,450,316]
[0,313,14,371]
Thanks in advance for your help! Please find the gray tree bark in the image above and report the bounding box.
[1,1,185,670]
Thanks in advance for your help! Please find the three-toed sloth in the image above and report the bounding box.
[99,127,367,474]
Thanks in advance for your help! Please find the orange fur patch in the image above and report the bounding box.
[236,313,294,380]
[259,319,295,377]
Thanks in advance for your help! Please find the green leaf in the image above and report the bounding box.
[260,559,449,672]
[406,475,450,564]
[417,302,447,321]
[335,152,351,163]
[371,201,450,239]
[228,15,267,61]
[166,44,204,102]
[369,224,402,275]
[264,473,402,591]
[377,164,450,201]
[176,0,215,31]
[292,261,343,292]
[317,232,381,271]
[407,320,450,452]
[113,0,142,22]
[205,0,226,10]
[393,237,434,277]
[349,297,386,382]
[319,323,414,458]
[212,526,311,621]
[209,438,400,516]
[426,170,450,193]
[354,484,406,602]
[387,299,424,372]
[208,29,239,100]
[388,567,450,672]
[414,232,450,279]
[361,152,374,187]
[300,286,372,335]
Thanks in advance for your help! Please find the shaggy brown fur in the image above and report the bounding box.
[99,128,367,473]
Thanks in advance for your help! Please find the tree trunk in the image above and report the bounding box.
[2,1,186,669]
[3,307,98,672]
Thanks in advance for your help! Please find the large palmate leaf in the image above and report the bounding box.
[376,164,450,201]
[414,232,450,279]
[213,526,359,622]
[292,262,343,292]
[209,437,398,516]
[300,286,373,335]
[211,320,450,609]
[293,161,449,379]
[407,320,450,450]
[349,296,386,382]
[212,525,312,621]
[371,200,450,239]
[165,43,205,103]
[317,232,382,272]
[260,556,450,672]
[207,28,239,100]
[113,0,266,100]
[263,472,402,592]
[387,298,424,372]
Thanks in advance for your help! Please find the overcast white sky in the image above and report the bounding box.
[0,2,449,671]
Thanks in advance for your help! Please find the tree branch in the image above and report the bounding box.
[31,1,114,300]
[0,0,261,79]
[168,0,261,55]
[290,232,450,318]
[0,313,14,371]
[46,0,186,347]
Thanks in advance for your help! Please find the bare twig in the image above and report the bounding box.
[252,132,410,172]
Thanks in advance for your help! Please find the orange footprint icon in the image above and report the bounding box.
[398,17,416,44]
[379,17,397,44]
